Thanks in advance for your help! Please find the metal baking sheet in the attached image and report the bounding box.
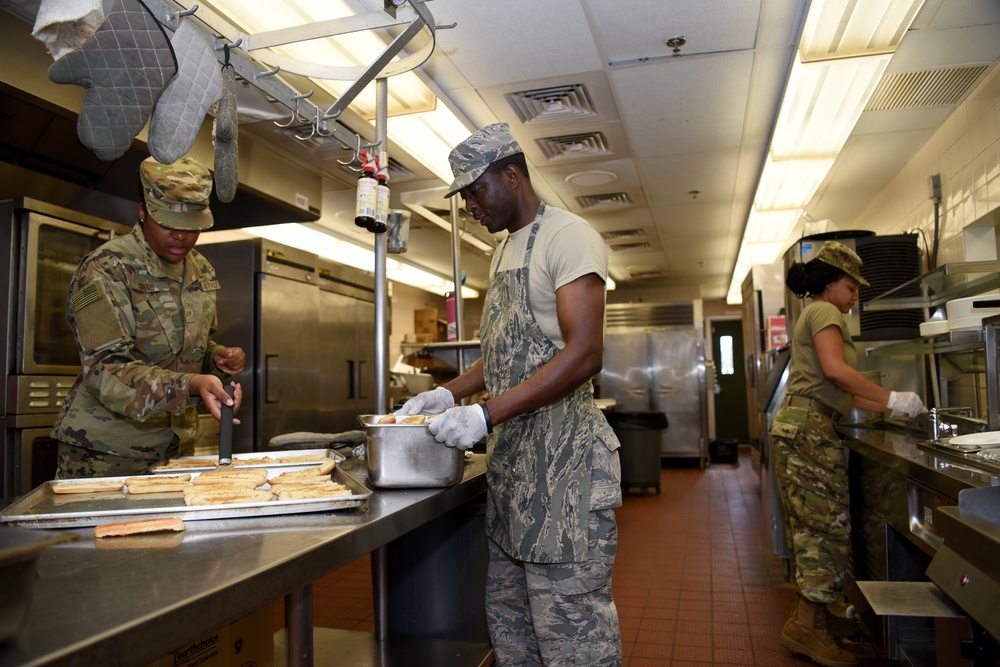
[148,448,344,474]
[0,468,371,529]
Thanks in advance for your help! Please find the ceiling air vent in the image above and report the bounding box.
[601,229,647,242]
[627,265,669,279]
[609,241,653,253]
[505,84,597,125]
[536,132,612,161]
[576,192,632,211]
[866,65,989,111]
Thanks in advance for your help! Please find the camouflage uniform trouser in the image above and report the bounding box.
[55,440,179,479]
[770,405,851,605]
[486,509,621,667]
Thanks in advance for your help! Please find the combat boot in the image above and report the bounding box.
[824,597,861,639]
[781,597,856,667]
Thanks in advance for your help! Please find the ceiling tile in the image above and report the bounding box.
[430,0,602,87]
[609,52,755,157]
[585,0,760,63]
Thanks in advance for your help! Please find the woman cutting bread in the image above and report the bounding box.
[51,156,245,478]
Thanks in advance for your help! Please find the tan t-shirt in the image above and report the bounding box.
[786,300,856,416]
[490,205,608,349]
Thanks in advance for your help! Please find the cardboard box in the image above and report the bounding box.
[414,308,438,327]
[145,604,273,667]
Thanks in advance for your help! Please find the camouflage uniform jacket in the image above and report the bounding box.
[50,224,224,459]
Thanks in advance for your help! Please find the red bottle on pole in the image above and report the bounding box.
[354,149,377,230]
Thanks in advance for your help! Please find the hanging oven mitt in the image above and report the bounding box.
[148,21,222,164]
[31,0,104,61]
[47,0,176,161]
[212,62,239,202]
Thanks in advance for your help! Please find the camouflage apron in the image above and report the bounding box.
[480,205,595,563]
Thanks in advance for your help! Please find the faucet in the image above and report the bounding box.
[928,406,974,441]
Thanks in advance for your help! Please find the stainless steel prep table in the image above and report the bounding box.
[0,455,488,667]
[838,425,998,501]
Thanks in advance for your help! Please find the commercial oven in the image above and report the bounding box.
[1,198,129,497]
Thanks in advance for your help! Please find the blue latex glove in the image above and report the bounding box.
[396,386,454,416]
[428,404,487,450]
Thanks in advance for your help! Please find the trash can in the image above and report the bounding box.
[606,411,668,496]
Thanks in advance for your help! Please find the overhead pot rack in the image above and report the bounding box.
[143,0,446,155]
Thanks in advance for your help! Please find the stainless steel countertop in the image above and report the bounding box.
[838,424,1000,499]
[0,455,487,667]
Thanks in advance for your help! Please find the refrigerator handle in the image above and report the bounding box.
[348,360,356,399]
[265,354,279,403]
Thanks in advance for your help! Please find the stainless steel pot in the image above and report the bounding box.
[840,370,884,425]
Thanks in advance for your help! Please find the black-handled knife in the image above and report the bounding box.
[218,383,235,467]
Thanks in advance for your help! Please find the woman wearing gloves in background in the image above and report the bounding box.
[771,240,923,667]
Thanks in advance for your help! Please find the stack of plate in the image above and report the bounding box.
[919,320,950,336]
[946,296,1000,331]
[949,431,1000,450]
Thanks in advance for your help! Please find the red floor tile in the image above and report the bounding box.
[272,448,878,666]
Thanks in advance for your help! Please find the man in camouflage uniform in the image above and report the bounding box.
[397,123,623,665]
[771,241,924,667]
[52,155,245,478]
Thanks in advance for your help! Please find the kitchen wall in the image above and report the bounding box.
[851,65,1000,262]
[388,281,483,361]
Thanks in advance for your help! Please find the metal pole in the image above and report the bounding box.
[374,77,388,415]
[372,76,390,643]
[285,584,314,666]
[450,195,465,376]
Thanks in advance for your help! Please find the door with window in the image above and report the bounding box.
[711,318,750,443]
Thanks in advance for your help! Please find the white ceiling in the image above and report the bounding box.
[293,0,1000,300]
[5,0,1000,300]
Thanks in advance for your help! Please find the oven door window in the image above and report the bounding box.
[23,215,109,374]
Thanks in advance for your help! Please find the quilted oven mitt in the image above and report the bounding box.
[149,21,222,164]
[213,63,239,202]
[48,0,176,161]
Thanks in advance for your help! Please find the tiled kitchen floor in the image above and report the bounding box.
[273,447,885,666]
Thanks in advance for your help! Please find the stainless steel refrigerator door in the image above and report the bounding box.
[318,291,376,432]
[258,273,320,446]
[356,299,376,415]
[601,331,651,411]
[650,329,706,458]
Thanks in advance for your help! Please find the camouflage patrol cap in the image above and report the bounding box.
[445,123,523,198]
[139,156,214,230]
[815,240,870,287]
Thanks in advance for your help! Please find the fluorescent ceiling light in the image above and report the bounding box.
[388,106,473,183]
[754,157,836,211]
[800,0,925,62]
[735,241,788,269]
[727,0,923,304]
[244,223,479,298]
[770,55,891,159]
[742,209,804,245]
